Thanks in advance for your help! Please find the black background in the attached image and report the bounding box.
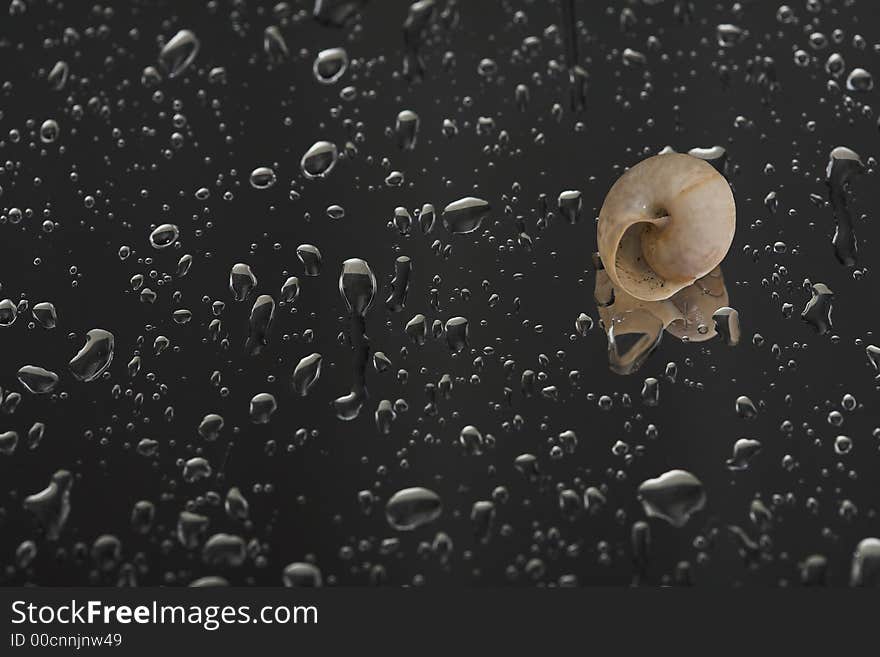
[1,0,880,587]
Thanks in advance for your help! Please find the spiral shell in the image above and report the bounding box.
[597,153,735,302]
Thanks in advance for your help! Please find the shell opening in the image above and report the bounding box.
[614,220,670,297]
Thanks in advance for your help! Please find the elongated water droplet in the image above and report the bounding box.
[801,283,833,335]
[264,26,289,63]
[405,314,427,344]
[386,256,412,311]
[0,431,19,455]
[17,365,59,394]
[395,110,420,150]
[313,0,367,27]
[827,146,863,266]
[245,295,275,356]
[69,329,114,382]
[445,316,469,352]
[230,263,257,301]
[851,538,880,586]
[339,258,376,317]
[158,29,200,78]
[47,60,69,90]
[419,203,435,234]
[281,276,300,303]
[24,470,72,540]
[297,244,323,276]
[301,141,338,179]
[292,353,322,396]
[557,190,582,223]
[736,395,758,419]
[712,307,741,345]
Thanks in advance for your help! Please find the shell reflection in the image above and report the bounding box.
[595,253,732,375]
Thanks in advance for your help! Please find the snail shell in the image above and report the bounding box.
[597,153,735,302]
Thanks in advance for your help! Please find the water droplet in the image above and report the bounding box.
[851,538,880,586]
[801,283,834,335]
[386,487,442,530]
[726,438,762,471]
[339,258,376,317]
[249,392,277,424]
[445,316,469,352]
[249,166,276,190]
[395,110,420,150]
[203,533,246,567]
[32,302,56,329]
[846,67,873,92]
[69,329,115,382]
[557,190,582,224]
[149,223,179,249]
[301,141,338,179]
[314,47,348,84]
[230,263,257,301]
[280,561,323,588]
[158,29,200,78]
[712,307,741,346]
[441,197,490,234]
[24,470,72,540]
[638,470,706,527]
[292,353,323,396]
[17,365,59,394]
[736,395,758,420]
[245,295,275,356]
[386,256,412,311]
[296,244,323,276]
[608,310,664,375]
[39,119,59,144]
[264,26,289,63]
[47,60,69,90]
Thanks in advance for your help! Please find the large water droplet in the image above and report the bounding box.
[638,470,706,527]
[313,48,348,84]
[441,197,490,234]
[851,538,880,586]
[158,29,200,78]
[230,263,258,302]
[69,329,114,382]
[249,166,276,189]
[386,487,442,530]
[339,258,376,317]
[149,223,179,249]
[17,365,59,394]
[301,141,338,179]
[292,353,322,396]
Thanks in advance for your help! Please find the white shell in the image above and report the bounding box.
[598,153,735,302]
